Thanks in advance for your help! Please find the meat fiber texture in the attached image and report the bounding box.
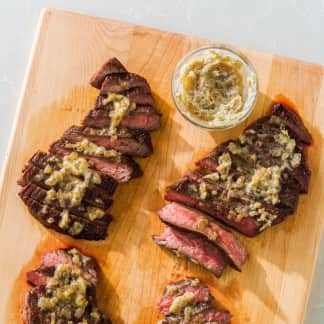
[165,104,311,237]
[23,248,111,324]
[18,57,162,240]
[158,278,231,324]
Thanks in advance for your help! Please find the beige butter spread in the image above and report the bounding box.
[176,50,256,128]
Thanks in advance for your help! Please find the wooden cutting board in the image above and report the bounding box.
[0,8,323,324]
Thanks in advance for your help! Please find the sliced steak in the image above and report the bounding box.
[158,203,248,270]
[63,125,153,157]
[165,176,261,237]
[84,105,161,131]
[19,183,112,225]
[49,140,143,182]
[23,248,111,324]
[90,57,128,89]
[19,194,109,240]
[100,73,151,94]
[19,151,118,196]
[18,163,113,210]
[153,226,227,277]
[158,278,231,324]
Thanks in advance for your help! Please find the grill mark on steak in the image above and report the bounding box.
[158,278,231,324]
[20,151,118,195]
[23,248,111,324]
[158,203,248,270]
[84,105,161,131]
[90,57,128,89]
[100,73,151,94]
[49,140,143,182]
[19,194,109,240]
[63,125,153,157]
[153,226,227,277]
[18,162,113,210]
[19,183,112,225]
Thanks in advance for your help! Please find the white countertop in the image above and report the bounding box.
[0,1,323,322]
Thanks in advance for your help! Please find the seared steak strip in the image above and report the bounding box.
[153,226,227,277]
[18,162,113,210]
[19,194,109,240]
[19,183,111,224]
[23,248,111,324]
[84,105,161,131]
[63,125,153,157]
[158,278,231,324]
[166,104,311,236]
[158,203,248,270]
[100,73,151,94]
[49,140,143,182]
[90,57,127,89]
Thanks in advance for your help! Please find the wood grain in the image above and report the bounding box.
[0,8,323,324]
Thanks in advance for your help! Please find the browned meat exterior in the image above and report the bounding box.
[18,57,162,241]
[158,278,231,324]
[158,203,248,270]
[63,125,153,157]
[153,226,227,277]
[165,104,311,236]
[23,248,111,324]
[19,193,110,240]
[49,140,143,182]
[19,151,118,196]
[84,105,161,131]
[90,57,127,89]
[100,73,151,94]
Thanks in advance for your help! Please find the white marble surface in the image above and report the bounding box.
[0,1,323,322]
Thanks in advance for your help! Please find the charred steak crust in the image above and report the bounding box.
[18,57,161,241]
[23,248,111,324]
[153,226,227,277]
[164,104,311,237]
[158,278,231,324]
[158,203,248,271]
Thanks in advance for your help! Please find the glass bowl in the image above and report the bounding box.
[171,44,259,130]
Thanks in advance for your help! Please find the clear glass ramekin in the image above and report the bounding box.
[171,44,259,130]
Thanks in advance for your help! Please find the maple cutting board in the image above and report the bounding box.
[0,8,323,324]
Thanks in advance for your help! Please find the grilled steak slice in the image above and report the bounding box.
[49,140,143,182]
[20,183,111,225]
[18,163,113,210]
[158,278,231,324]
[84,105,161,131]
[153,226,227,277]
[158,278,213,315]
[90,57,128,89]
[23,248,110,324]
[63,125,153,157]
[19,194,109,240]
[19,151,118,196]
[158,203,248,270]
[165,176,261,237]
[100,73,151,94]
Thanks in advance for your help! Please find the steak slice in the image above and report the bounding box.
[90,57,128,89]
[18,163,113,210]
[158,278,231,324]
[153,226,227,277]
[158,203,248,270]
[19,151,118,196]
[100,73,151,94]
[49,140,143,182]
[19,183,112,224]
[63,125,153,157]
[84,105,161,131]
[158,278,213,315]
[23,248,111,324]
[19,194,109,240]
